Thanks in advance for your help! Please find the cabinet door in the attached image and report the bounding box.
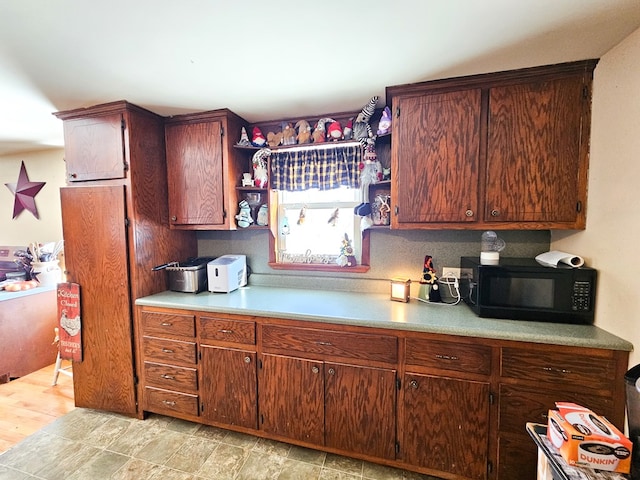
[259,354,324,445]
[62,113,126,182]
[402,373,490,480]
[486,75,586,223]
[392,89,481,225]
[200,345,257,429]
[165,121,225,227]
[60,185,137,415]
[325,362,396,460]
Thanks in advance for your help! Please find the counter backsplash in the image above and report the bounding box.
[196,229,550,294]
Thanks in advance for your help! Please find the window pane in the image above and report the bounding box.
[276,187,362,266]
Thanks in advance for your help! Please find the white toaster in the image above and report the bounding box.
[207,255,247,293]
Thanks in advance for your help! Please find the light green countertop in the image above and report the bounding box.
[135,286,633,352]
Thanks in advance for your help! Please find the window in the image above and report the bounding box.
[267,142,371,272]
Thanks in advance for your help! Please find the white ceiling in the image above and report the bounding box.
[1,0,640,156]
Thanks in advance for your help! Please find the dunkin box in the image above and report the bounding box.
[547,402,632,474]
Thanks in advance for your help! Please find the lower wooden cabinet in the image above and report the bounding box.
[401,373,490,480]
[259,354,324,444]
[200,345,257,429]
[135,306,629,480]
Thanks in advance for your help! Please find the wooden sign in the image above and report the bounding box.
[56,282,82,362]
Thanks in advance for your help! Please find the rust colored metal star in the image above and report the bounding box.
[5,161,46,219]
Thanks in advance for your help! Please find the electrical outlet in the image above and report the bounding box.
[441,267,461,279]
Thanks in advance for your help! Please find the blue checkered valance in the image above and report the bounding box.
[270,143,362,191]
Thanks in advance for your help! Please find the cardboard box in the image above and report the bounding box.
[547,402,632,474]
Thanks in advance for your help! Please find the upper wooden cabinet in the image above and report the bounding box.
[387,59,597,230]
[165,109,247,230]
[57,108,127,182]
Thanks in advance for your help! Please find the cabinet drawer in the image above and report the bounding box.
[498,383,613,434]
[141,311,195,338]
[144,386,198,416]
[405,338,491,375]
[199,316,255,345]
[142,336,197,365]
[144,362,197,392]
[262,325,397,363]
[501,347,615,392]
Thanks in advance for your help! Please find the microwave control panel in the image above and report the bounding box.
[572,281,593,311]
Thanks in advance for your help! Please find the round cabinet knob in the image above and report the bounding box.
[171,215,177,222]
[465,209,474,217]
[491,209,500,217]
[328,368,335,375]
[311,366,319,374]
[69,173,77,179]
[244,356,251,364]
[409,380,418,389]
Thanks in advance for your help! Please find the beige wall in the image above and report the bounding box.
[552,26,640,367]
[0,148,66,247]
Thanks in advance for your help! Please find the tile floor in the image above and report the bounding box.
[0,408,441,480]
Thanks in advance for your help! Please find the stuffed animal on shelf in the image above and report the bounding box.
[312,118,335,143]
[353,96,378,146]
[281,122,297,146]
[235,200,253,228]
[267,130,283,148]
[252,148,271,188]
[377,106,392,135]
[327,120,342,141]
[342,118,353,140]
[251,127,267,147]
[295,120,312,144]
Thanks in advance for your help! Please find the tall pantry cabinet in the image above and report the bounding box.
[54,101,196,416]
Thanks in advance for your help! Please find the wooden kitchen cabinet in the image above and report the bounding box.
[198,314,258,429]
[391,88,481,225]
[387,59,597,230]
[496,343,628,480]
[131,302,629,480]
[259,324,398,459]
[59,111,126,182]
[401,336,492,479]
[55,101,197,416]
[165,109,248,229]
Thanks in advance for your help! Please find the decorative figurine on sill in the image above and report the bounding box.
[377,106,392,135]
[251,127,267,147]
[257,204,268,226]
[235,200,254,228]
[282,122,297,146]
[237,127,251,146]
[353,96,378,146]
[252,148,271,188]
[336,233,357,267]
[327,120,343,141]
[343,118,353,140]
[295,119,312,144]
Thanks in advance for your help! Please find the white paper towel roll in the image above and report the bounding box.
[535,250,585,268]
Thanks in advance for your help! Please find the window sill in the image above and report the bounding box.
[268,262,370,273]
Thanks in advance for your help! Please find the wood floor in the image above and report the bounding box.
[0,361,74,454]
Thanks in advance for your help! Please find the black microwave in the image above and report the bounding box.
[459,257,597,324]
